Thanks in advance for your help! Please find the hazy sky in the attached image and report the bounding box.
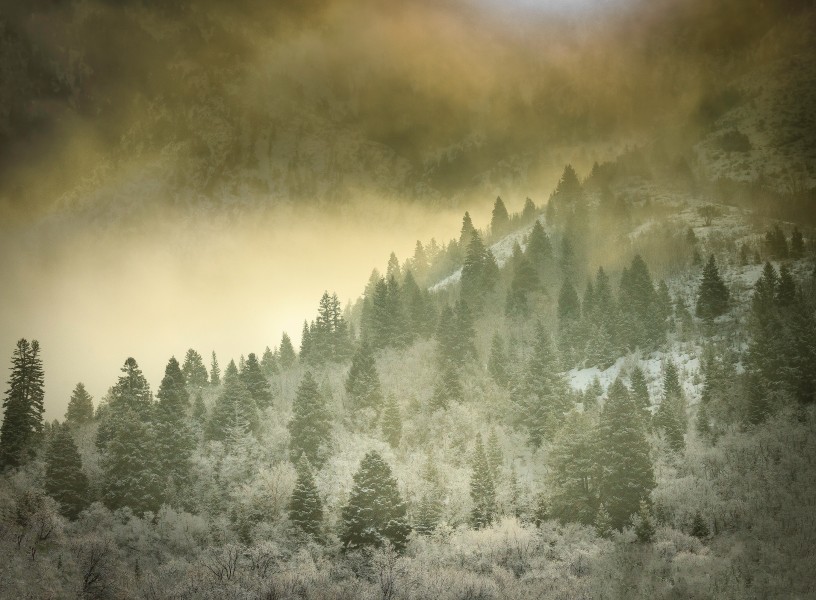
[0,0,808,418]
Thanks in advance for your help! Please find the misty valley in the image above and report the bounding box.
[1,0,815,598]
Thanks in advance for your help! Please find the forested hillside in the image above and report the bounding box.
[2,150,815,598]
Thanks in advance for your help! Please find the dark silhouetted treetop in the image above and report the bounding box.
[210,351,221,386]
[470,434,496,529]
[65,382,94,426]
[381,395,402,448]
[261,346,277,376]
[207,363,258,442]
[156,356,188,416]
[696,255,729,320]
[525,220,552,268]
[241,352,273,409]
[655,362,686,451]
[547,409,598,526]
[521,197,537,223]
[1,339,46,470]
[459,211,476,250]
[461,231,497,313]
[340,451,410,552]
[109,357,152,414]
[764,225,789,259]
[182,349,209,387]
[45,423,88,519]
[490,196,510,238]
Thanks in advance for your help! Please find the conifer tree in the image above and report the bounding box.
[790,227,805,259]
[430,363,463,411]
[558,279,581,323]
[696,255,730,320]
[386,252,401,282]
[210,351,221,386]
[525,220,552,269]
[192,392,207,422]
[45,423,88,519]
[488,332,510,388]
[182,349,209,387]
[521,197,536,223]
[470,435,497,529]
[634,500,655,543]
[156,356,188,414]
[155,357,195,505]
[288,455,323,538]
[414,452,444,535]
[346,343,383,418]
[630,366,651,422]
[490,196,510,238]
[655,362,686,451]
[279,332,297,367]
[207,361,259,441]
[381,396,402,448]
[461,231,495,313]
[459,211,476,250]
[596,379,655,530]
[65,382,94,426]
[486,429,503,482]
[241,352,273,409]
[100,407,161,515]
[411,241,429,284]
[0,338,45,469]
[512,323,571,447]
[402,270,435,338]
[506,245,540,317]
[777,264,796,307]
[341,451,410,551]
[548,409,598,525]
[289,372,331,467]
[261,346,277,376]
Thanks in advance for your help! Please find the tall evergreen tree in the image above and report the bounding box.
[381,396,402,448]
[490,196,510,238]
[241,352,273,409]
[596,379,655,530]
[345,343,384,420]
[210,351,221,386]
[630,366,651,422]
[96,357,153,451]
[155,357,195,506]
[696,255,730,320]
[156,356,188,414]
[45,423,89,519]
[65,382,94,426]
[261,346,277,376]
[181,349,209,387]
[207,361,259,441]
[460,231,496,313]
[0,339,45,469]
[512,323,571,447]
[548,409,598,525]
[521,197,537,223]
[289,372,331,467]
[279,332,297,368]
[470,435,497,529]
[654,362,686,451]
[459,211,476,250]
[505,244,540,318]
[414,452,444,535]
[488,332,510,388]
[525,220,552,269]
[430,363,464,411]
[341,451,411,551]
[288,455,323,538]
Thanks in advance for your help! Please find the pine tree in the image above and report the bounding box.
[0,339,45,469]
[460,231,495,313]
[486,429,503,482]
[790,227,805,259]
[690,511,709,539]
[44,423,88,519]
[459,211,476,250]
[279,332,297,368]
[386,252,401,282]
[100,406,161,515]
[346,343,383,419]
[288,455,323,538]
[261,346,277,376]
[381,396,402,448]
[341,451,410,551]
[470,435,497,529]
[634,500,655,543]
[241,352,273,409]
[192,392,207,422]
[655,362,686,451]
[414,452,443,535]
[512,323,571,447]
[210,351,221,386]
[411,241,429,284]
[154,357,195,506]
[490,196,510,238]
[156,356,189,414]
[182,349,209,387]
[525,220,552,270]
[619,255,663,350]
[630,365,651,423]
[547,409,598,525]
[95,357,153,451]
[488,332,510,388]
[596,378,655,531]
[777,264,796,307]
[207,362,259,441]
[521,198,537,223]
[505,244,540,317]
[65,382,94,426]
[430,363,463,411]
[289,372,331,467]
[696,255,730,320]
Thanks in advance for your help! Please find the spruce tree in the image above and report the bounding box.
[341,451,410,551]
[486,429,503,482]
[346,343,383,418]
[461,231,494,313]
[289,372,331,467]
[630,366,651,423]
[430,363,463,411]
[210,351,221,386]
[655,362,687,451]
[288,455,323,538]
[414,452,443,535]
[279,332,297,368]
[241,352,273,409]
[155,357,195,506]
[470,435,497,529]
[65,382,94,426]
[156,356,188,414]
[261,346,277,376]
[490,196,510,238]
[596,379,655,530]
[207,361,259,441]
[547,409,598,525]
[182,349,209,387]
[45,423,89,519]
[525,220,552,269]
[634,500,655,543]
[96,357,153,451]
[381,396,402,448]
[100,407,161,515]
[696,255,730,320]
[506,243,540,317]
[0,339,45,469]
[521,197,536,223]
[459,211,476,250]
